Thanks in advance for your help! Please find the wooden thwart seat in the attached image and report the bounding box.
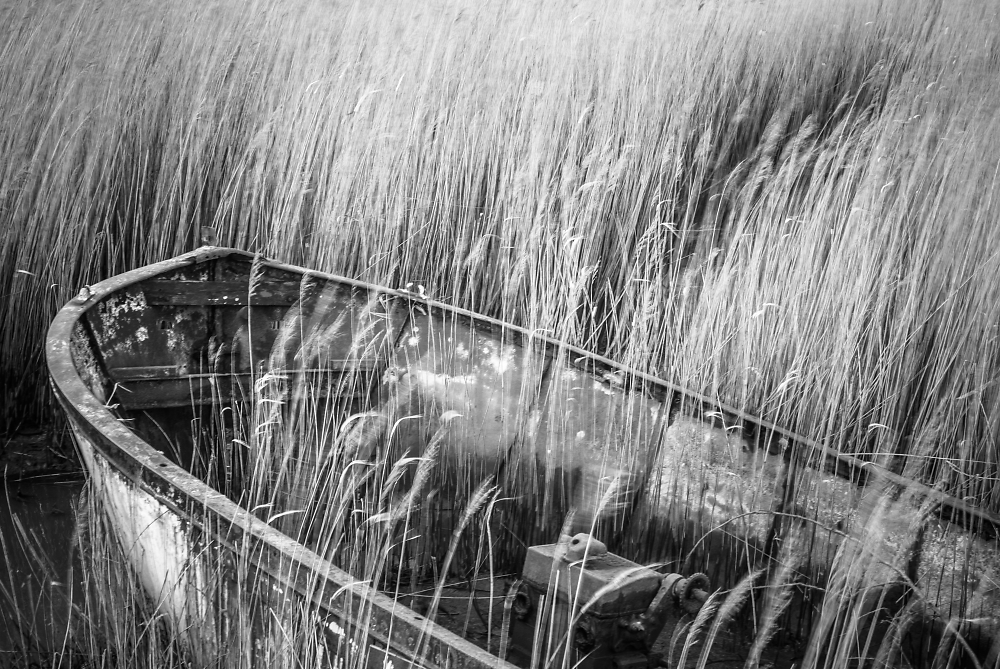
[108,362,383,410]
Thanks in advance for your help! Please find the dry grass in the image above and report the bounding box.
[4,0,1000,665]
[4,0,1000,511]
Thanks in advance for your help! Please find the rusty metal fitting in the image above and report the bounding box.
[618,614,647,637]
[573,618,598,651]
[511,582,532,620]
[673,573,711,615]
[658,573,684,602]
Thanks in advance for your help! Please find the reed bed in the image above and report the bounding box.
[3,0,1000,510]
[4,0,1000,665]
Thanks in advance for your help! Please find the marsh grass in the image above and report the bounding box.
[3,0,1000,512]
[6,0,1000,664]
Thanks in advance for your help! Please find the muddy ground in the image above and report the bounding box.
[0,427,80,480]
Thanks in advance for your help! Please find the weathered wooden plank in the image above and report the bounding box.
[109,363,380,382]
[142,280,301,306]
[112,368,381,409]
[109,365,184,380]
[110,376,237,409]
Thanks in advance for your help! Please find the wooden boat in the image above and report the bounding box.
[46,245,1000,667]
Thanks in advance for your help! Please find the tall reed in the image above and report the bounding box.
[5,0,1000,512]
[6,0,1000,664]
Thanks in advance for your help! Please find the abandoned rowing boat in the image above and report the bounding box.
[46,245,1000,667]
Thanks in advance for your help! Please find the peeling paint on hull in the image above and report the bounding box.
[71,424,214,652]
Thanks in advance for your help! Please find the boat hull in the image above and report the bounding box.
[46,247,1000,665]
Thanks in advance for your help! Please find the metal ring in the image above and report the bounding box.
[682,573,710,602]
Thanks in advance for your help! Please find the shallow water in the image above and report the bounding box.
[0,477,84,657]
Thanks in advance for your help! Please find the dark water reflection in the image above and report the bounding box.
[0,477,84,657]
